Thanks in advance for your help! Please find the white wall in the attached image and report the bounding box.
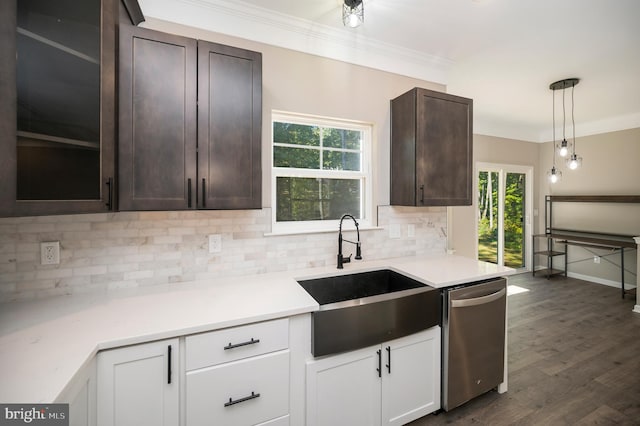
[537,127,640,288]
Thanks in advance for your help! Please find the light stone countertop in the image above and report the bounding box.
[0,254,515,403]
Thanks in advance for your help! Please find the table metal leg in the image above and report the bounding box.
[621,247,625,299]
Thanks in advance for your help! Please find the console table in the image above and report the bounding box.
[532,195,640,299]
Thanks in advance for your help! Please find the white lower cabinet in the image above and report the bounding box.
[93,317,295,426]
[56,358,97,426]
[186,351,290,426]
[382,328,441,425]
[96,338,179,426]
[306,345,381,426]
[185,318,291,426]
[306,326,441,426]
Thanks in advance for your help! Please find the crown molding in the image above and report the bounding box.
[138,0,455,85]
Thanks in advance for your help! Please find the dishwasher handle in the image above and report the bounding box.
[450,288,506,308]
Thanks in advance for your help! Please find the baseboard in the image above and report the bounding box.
[567,271,637,290]
[532,264,637,290]
[634,305,640,314]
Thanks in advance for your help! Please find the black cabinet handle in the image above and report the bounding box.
[188,178,192,208]
[106,177,113,210]
[386,346,391,374]
[167,345,172,384]
[376,349,381,378]
[419,185,424,204]
[224,338,260,350]
[224,391,260,407]
[202,178,206,208]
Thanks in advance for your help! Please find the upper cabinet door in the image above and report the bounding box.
[118,25,197,211]
[197,40,262,210]
[390,88,473,207]
[0,0,117,217]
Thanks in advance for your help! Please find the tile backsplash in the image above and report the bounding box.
[0,206,446,302]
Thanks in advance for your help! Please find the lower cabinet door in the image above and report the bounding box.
[186,350,289,426]
[306,345,382,426]
[96,338,179,426]
[382,327,441,426]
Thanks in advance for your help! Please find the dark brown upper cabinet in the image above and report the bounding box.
[118,25,197,211]
[118,27,262,211]
[198,41,262,210]
[0,0,118,217]
[390,87,473,207]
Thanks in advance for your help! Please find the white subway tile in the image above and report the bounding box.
[124,270,154,280]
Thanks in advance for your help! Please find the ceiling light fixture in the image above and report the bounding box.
[555,83,572,158]
[547,83,562,183]
[550,78,581,171]
[343,0,364,28]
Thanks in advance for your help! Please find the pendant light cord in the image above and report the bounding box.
[552,88,556,167]
[562,85,566,142]
[571,83,576,155]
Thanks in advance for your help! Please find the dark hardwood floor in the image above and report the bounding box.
[410,273,640,426]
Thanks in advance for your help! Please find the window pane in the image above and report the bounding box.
[323,151,360,171]
[276,177,361,222]
[274,146,320,169]
[323,128,361,150]
[273,122,319,147]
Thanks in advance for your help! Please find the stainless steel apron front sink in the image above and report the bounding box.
[297,269,440,357]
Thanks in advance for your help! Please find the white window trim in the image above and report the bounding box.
[270,110,374,235]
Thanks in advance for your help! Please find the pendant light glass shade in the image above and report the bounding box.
[343,0,364,28]
[556,138,571,157]
[547,166,562,183]
[567,153,582,170]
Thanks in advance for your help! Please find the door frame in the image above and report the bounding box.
[475,162,533,272]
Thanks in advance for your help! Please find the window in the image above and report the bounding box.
[272,112,373,233]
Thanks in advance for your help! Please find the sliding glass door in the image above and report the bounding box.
[477,164,532,270]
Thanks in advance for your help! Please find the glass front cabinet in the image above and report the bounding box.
[0,0,117,216]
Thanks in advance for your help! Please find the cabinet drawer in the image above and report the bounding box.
[186,351,290,426]
[186,318,289,371]
[256,415,289,426]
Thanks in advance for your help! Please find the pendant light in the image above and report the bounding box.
[566,80,582,170]
[549,78,581,170]
[555,84,571,157]
[343,0,364,28]
[547,83,562,183]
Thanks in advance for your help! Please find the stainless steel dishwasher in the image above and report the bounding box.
[442,278,507,411]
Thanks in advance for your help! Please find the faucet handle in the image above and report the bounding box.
[337,253,352,269]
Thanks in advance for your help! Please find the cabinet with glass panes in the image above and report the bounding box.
[0,0,118,216]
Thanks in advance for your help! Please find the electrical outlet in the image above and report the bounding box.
[593,256,600,264]
[208,234,222,253]
[389,224,401,239]
[407,224,416,237]
[41,241,60,265]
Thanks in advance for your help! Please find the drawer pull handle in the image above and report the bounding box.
[224,338,260,350]
[224,391,260,407]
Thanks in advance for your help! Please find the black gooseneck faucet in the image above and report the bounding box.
[337,214,362,269]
